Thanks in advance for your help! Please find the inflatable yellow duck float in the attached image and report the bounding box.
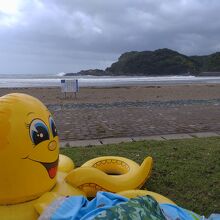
[0,93,84,220]
[0,93,156,220]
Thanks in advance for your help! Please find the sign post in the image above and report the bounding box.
[61,79,79,99]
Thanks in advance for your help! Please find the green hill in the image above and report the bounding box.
[191,52,220,72]
[105,48,220,76]
[65,48,220,76]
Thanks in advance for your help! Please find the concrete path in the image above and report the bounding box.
[60,131,220,148]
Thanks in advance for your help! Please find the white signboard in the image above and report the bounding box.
[61,79,79,93]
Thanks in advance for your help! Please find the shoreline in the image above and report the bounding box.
[1,74,220,89]
[1,81,220,89]
[1,80,220,89]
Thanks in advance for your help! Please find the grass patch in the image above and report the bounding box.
[61,137,220,216]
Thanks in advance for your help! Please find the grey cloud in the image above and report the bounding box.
[0,0,220,74]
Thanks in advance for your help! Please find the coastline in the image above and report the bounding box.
[1,74,220,88]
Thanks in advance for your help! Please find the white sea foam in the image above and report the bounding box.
[0,74,220,88]
[56,72,66,77]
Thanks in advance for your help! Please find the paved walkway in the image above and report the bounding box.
[48,98,220,110]
[49,98,220,143]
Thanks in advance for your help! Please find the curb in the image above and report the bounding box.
[60,131,220,148]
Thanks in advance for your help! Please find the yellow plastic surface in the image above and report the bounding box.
[0,93,59,204]
[66,156,153,197]
[52,171,85,198]
[0,93,170,220]
[118,190,176,205]
[58,154,75,172]
[0,93,84,220]
[0,200,38,220]
[81,156,140,174]
[34,192,59,215]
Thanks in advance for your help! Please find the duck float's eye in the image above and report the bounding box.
[49,116,58,137]
[29,119,49,145]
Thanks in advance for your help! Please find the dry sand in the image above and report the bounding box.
[0,84,220,105]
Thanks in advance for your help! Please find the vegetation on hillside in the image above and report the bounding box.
[65,49,220,76]
[191,52,220,72]
[106,48,220,75]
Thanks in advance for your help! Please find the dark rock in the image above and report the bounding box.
[65,48,220,76]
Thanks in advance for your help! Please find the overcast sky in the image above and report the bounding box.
[0,0,220,74]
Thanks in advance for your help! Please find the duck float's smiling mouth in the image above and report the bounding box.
[40,158,58,179]
[27,157,59,179]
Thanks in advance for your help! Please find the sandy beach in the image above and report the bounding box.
[1,84,220,104]
[1,84,220,141]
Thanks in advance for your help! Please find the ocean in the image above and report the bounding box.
[1,73,220,88]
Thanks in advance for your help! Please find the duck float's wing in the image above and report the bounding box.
[65,156,153,197]
[58,154,75,173]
